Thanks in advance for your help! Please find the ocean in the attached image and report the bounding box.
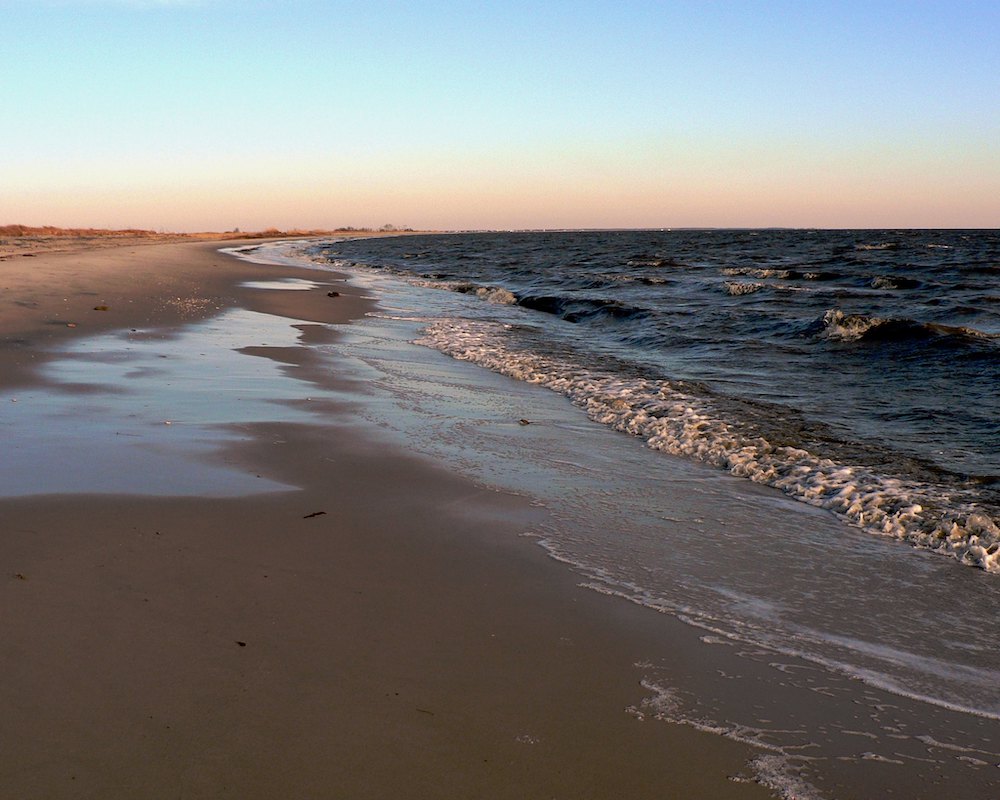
[315,229,999,559]
[257,229,1000,797]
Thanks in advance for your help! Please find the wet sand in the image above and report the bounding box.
[0,239,771,798]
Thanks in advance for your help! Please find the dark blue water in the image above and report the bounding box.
[312,230,1000,570]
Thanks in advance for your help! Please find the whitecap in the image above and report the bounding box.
[474,286,517,304]
[416,318,1000,572]
[855,242,899,251]
[816,309,886,341]
[725,281,766,296]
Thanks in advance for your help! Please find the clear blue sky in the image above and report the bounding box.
[2,0,997,230]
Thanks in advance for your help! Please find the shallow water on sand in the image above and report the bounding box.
[0,309,322,497]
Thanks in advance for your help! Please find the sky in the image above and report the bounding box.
[2,0,998,231]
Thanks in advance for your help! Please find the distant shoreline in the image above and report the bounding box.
[0,225,435,261]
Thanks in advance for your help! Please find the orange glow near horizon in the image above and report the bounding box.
[5,150,997,233]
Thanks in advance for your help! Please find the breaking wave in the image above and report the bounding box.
[516,294,650,323]
[626,255,689,268]
[855,242,900,251]
[870,275,923,290]
[810,309,997,344]
[722,267,840,281]
[416,318,1000,571]
[725,281,766,296]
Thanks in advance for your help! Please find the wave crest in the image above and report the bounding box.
[870,275,922,290]
[517,294,649,323]
[855,242,900,251]
[814,309,887,341]
[626,255,688,268]
[472,286,517,304]
[416,319,1000,572]
[725,281,766,296]
[812,309,997,344]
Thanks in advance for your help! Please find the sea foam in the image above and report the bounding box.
[416,318,1000,571]
[724,281,766,296]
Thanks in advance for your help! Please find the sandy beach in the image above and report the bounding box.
[0,238,772,799]
[7,1,997,795]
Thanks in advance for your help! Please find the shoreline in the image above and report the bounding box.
[0,238,770,798]
[235,235,1000,798]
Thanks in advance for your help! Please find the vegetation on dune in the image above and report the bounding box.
[0,224,417,239]
[0,224,157,237]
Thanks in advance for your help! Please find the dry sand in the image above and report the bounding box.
[0,238,772,798]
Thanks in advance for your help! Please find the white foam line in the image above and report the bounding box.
[415,318,1000,572]
[630,678,827,800]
